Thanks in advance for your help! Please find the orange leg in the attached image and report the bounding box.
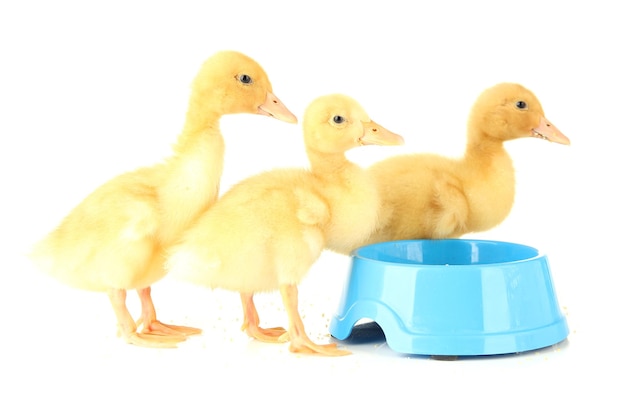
[279,284,350,356]
[108,288,184,348]
[136,286,202,338]
[240,292,288,343]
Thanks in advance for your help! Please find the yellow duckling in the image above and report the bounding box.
[166,94,403,356]
[348,82,570,251]
[31,50,297,348]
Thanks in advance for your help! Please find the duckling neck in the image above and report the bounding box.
[461,132,516,232]
[179,103,222,145]
[306,147,380,254]
[464,127,505,155]
[158,111,225,245]
[306,148,351,176]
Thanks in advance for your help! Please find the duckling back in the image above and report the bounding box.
[166,169,330,293]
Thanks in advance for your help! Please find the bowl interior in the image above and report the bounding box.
[354,239,540,265]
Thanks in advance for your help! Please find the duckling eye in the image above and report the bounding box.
[515,100,527,110]
[332,115,345,124]
[238,74,252,84]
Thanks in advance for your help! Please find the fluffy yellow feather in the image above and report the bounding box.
[30,50,297,348]
[166,94,403,356]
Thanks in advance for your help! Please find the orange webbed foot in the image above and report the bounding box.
[110,288,201,348]
[241,322,289,343]
[122,330,188,349]
[288,336,351,356]
[240,292,289,343]
[138,319,202,338]
[116,319,201,348]
[280,284,351,357]
[133,287,202,343]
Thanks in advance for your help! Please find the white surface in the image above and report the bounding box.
[1,1,623,411]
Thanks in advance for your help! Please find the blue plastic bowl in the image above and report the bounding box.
[329,239,569,356]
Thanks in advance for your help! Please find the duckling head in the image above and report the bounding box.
[303,94,404,155]
[468,82,570,145]
[188,50,297,123]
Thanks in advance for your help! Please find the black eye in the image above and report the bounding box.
[515,100,527,109]
[333,115,345,124]
[238,74,252,84]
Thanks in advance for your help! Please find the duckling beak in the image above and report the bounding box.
[532,117,570,145]
[257,91,298,124]
[358,120,405,146]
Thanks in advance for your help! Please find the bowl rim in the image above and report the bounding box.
[350,238,545,267]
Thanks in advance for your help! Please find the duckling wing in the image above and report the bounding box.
[31,168,164,291]
[367,154,469,241]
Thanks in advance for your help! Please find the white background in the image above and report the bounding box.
[1,1,624,411]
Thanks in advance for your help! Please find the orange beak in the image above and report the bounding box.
[358,120,405,146]
[532,117,570,145]
[257,91,298,124]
